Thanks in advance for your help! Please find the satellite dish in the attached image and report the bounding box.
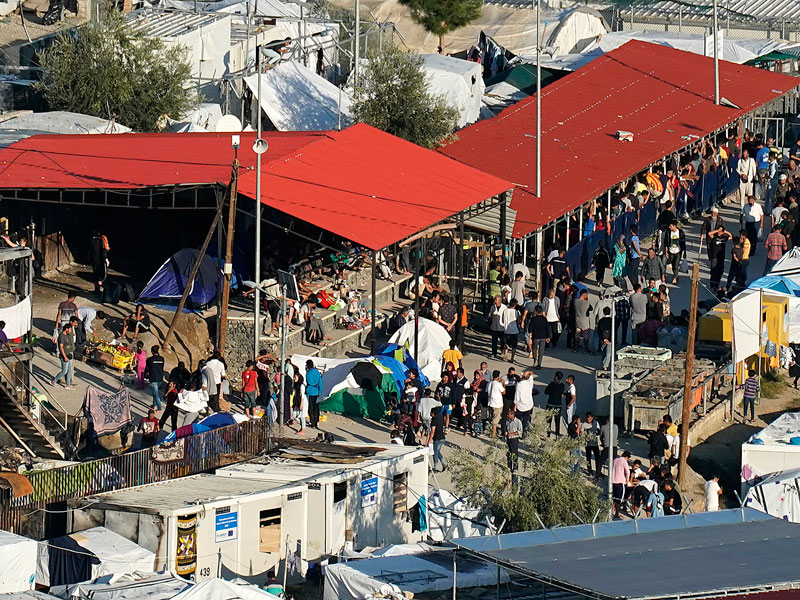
[253,138,269,155]
[215,114,242,132]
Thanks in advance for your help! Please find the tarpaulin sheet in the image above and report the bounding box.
[731,289,762,364]
[0,530,36,593]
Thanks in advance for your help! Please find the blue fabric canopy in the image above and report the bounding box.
[748,275,800,297]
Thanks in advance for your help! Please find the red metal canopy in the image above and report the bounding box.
[439,40,799,239]
[236,123,512,250]
[0,130,325,189]
[0,124,511,251]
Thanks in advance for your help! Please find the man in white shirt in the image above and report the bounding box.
[737,148,756,208]
[704,475,722,512]
[486,370,505,438]
[204,351,227,411]
[563,375,577,432]
[514,370,535,432]
[741,195,764,254]
[77,306,106,336]
[487,295,505,358]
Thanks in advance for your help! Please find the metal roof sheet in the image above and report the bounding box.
[438,39,799,238]
[459,513,800,599]
[621,0,800,23]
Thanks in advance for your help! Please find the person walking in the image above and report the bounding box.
[514,370,534,432]
[704,475,722,512]
[529,305,549,369]
[426,406,447,472]
[612,451,631,518]
[501,299,521,362]
[89,229,110,294]
[486,370,505,438]
[133,341,147,390]
[545,371,565,437]
[564,374,577,432]
[487,295,505,357]
[702,207,732,290]
[764,224,787,275]
[612,236,628,289]
[662,222,686,284]
[572,289,593,354]
[727,229,752,292]
[542,287,561,347]
[628,225,642,287]
[305,360,322,428]
[581,411,601,477]
[144,345,165,411]
[51,322,77,389]
[741,369,759,423]
[737,148,756,208]
[592,239,611,288]
[241,360,260,419]
[741,195,764,255]
[505,408,522,485]
[630,283,648,344]
[640,248,665,286]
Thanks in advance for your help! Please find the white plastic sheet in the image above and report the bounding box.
[0,295,31,340]
[419,55,484,128]
[388,318,452,383]
[0,530,36,593]
[731,289,761,364]
[746,467,800,523]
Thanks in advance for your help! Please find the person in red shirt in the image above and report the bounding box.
[241,360,260,419]
[764,224,788,275]
[138,409,160,448]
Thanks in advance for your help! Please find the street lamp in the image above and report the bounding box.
[244,279,286,437]
[253,47,270,377]
[604,287,626,514]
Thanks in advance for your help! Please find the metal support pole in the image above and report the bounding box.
[253,47,263,363]
[371,250,377,354]
[608,293,616,514]
[353,0,360,85]
[452,550,457,600]
[414,238,423,363]
[279,284,287,438]
[536,0,542,199]
[218,155,239,354]
[457,215,465,349]
[713,0,720,105]
[500,193,508,268]
[678,263,700,488]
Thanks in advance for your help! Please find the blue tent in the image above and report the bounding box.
[139,248,221,308]
[374,343,430,387]
[748,276,800,297]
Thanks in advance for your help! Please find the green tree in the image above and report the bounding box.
[35,11,199,132]
[448,411,608,531]
[398,0,483,53]
[351,45,459,149]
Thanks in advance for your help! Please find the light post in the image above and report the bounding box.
[536,0,541,198]
[253,49,269,365]
[713,0,720,105]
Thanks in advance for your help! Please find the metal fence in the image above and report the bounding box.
[0,418,271,534]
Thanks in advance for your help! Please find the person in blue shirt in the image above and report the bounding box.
[646,487,665,518]
[756,139,770,176]
[628,224,642,287]
[305,360,322,429]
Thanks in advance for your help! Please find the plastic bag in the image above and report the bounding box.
[680,257,689,273]
[758,227,764,241]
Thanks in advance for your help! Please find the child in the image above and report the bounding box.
[134,341,146,390]
[138,408,160,447]
[241,360,259,419]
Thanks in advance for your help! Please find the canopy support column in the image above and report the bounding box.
[457,214,465,349]
[371,249,377,354]
[500,192,508,269]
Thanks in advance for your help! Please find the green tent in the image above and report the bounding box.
[318,373,396,420]
[484,64,561,95]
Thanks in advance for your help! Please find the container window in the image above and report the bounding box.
[259,508,281,553]
[393,473,408,514]
[333,481,347,503]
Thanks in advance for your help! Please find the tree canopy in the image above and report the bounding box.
[448,411,608,532]
[35,11,199,132]
[351,45,459,149]
[398,0,483,52]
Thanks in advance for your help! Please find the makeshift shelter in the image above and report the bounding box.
[742,413,800,493]
[0,111,131,135]
[0,530,36,593]
[305,357,395,420]
[49,572,189,600]
[388,318,451,383]
[419,55,484,128]
[427,488,493,542]
[244,62,352,132]
[138,249,221,309]
[745,467,800,523]
[323,550,509,600]
[37,527,156,587]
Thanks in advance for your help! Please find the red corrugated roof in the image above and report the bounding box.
[0,131,326,189]
[236,123,513,250]
[439,40,799,238]
[0,124,512,251]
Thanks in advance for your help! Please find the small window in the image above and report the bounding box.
[333,481,347,504]
[393,473,408,514]
[259,508,281,553]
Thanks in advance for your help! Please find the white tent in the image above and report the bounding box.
[742,413,800,493]
[770,247,800,279]
[745,467,800,523]
[0,111,131,135]
[388,318,452,383]
[37,528,156,587]
[50,573,188,600]
[323,551,509,600]
[244,61,351,131]
[419,55,484,128]
[171,578,280,600]
[0,530,37,593]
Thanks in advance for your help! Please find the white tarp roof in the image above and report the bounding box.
[244,61,351,131]
[323,551,509,600]
[746,413,800,448]
[0,111,131,135]
[524,30,799,72]
[171,579,280,600]
[419,54,484,128]
[49,573,188,600]
[0,530,37,593]
[37,528,156,587]
[388,318,452,383]
[427,488,493,542]
[745,467,800,523]
[161,0,300,17]
[771,247,800,279]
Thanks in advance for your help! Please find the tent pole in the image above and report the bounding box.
[163,187,226,356]
[371,250,377,354]
[415,237,424,364]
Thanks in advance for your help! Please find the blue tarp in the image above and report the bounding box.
[748,276,800,296]
[139,248,221,308]
[374,343,431,387]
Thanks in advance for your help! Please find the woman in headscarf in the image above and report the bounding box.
[291,370,307,435]
[612,235,628,289]
[467,369,485,435]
